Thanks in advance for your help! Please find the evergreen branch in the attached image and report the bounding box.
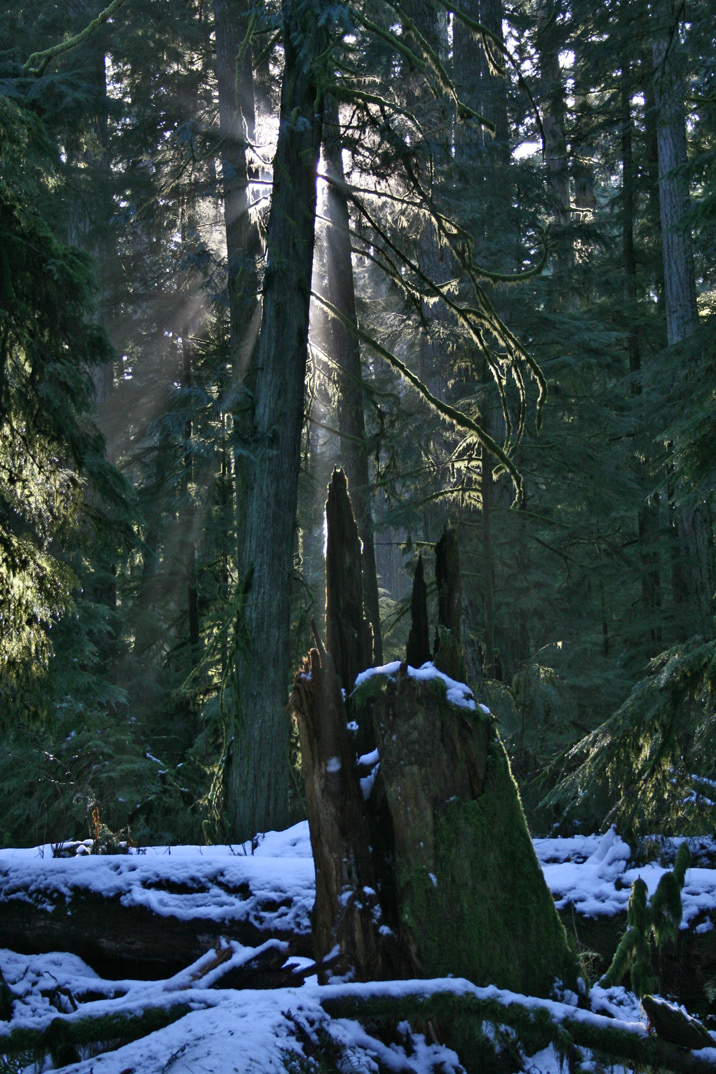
[347,6,427,71]
[22,0,129,75]
[252,29,281,71]
[313,291,524,504]
[432,0,546,150]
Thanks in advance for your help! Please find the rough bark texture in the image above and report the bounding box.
[325,469,372,697]
[226,0,328,841]
[322,96,383,664]
[406,554,431,668]
[293,472,401,980]
[292,642,392,982]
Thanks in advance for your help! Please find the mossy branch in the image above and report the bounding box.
[0,1000,192,1059]
[347,5,427,72]
[22,0,129,75]
[325,83,422,129]
[432,0,546,150]
[312,291,524,504]
[382,0,496,133]
[318,983,716,1074]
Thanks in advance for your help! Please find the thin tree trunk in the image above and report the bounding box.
[321,95,383,663]
[652,0,715,637]
[225,0,328,842]
[622,54,663,651]
[213,0,258,374]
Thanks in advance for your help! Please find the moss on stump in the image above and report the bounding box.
[355,668,577,997]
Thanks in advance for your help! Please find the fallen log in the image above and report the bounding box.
[0,866,312,979]
[317,980,716,1074]
[0,999,194,1066]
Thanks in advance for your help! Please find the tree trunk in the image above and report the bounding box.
[537,0,570,234]
[322,95,383,663]
[652,0,715,638]
[225,0,329,842]
[213,0,258,375]
[622,54,663,652]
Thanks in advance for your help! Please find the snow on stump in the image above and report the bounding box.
[292,471,577,996]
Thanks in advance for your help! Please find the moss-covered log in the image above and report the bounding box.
[318,982,716,1074]
[0,1000,192,1061]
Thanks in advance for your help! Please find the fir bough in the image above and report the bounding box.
[600,843,690,996]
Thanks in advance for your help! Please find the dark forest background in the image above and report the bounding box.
[1,0,714,849]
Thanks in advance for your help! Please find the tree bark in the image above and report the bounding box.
[652,0,715,638]
[225,0,329,841]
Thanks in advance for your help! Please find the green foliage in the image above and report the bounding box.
[0,92,133,702]
[541,637,716,837]
[601,844,690,995]
[0,697,215,847]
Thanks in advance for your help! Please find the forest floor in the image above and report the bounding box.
[2,824,716,1073]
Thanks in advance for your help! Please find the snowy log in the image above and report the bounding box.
[317,980,716,1074]
[0,999,193,1065]
[0,857,312,979]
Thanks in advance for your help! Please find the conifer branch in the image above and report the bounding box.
[22,0,129,75]
[432,0,546,150]
[347,6,427,71]
[313,291,524,504]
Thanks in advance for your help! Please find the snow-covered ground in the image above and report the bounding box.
[2,824,716,1073]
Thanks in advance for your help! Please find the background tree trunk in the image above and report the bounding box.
[652,0,715,638]
[225,0,328,842]
[322,96,383,663]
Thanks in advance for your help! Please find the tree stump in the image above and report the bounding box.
[292,480,577,995]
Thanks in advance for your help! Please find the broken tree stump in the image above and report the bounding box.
[293,479,577,995]
[325,469,372,697]
[433,527,465,681]
[406,554,430,669]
